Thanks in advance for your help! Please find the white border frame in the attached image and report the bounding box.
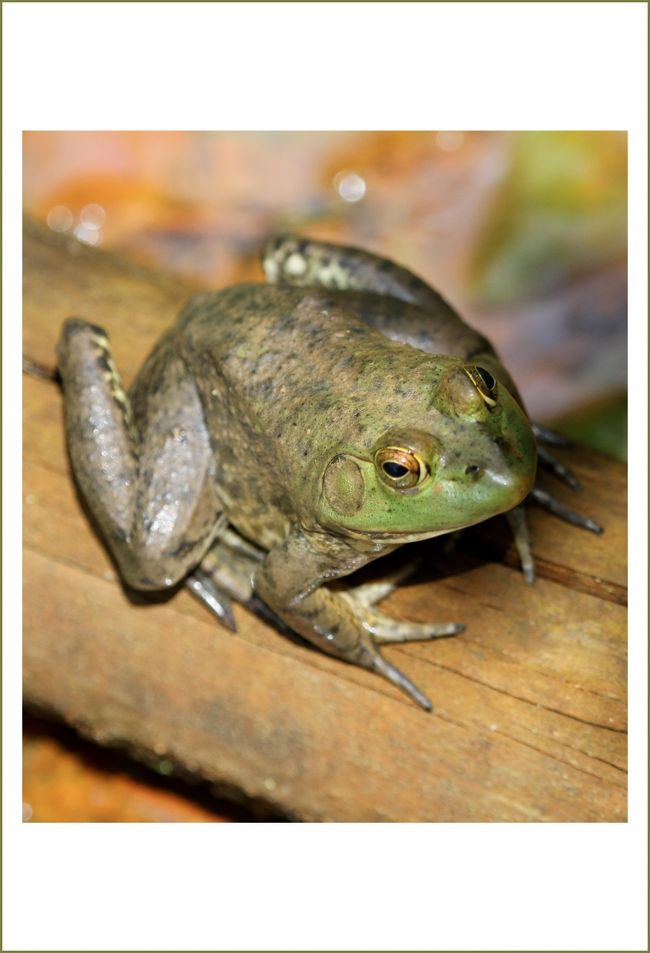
[4,3,648,951]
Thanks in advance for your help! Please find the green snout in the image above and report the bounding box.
[316,398,537,541]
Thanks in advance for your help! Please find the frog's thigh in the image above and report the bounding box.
[57,318,137,543]
[128,347,223,588]
[262,234,442,310]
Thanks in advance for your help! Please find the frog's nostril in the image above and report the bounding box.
[465,464,482,477]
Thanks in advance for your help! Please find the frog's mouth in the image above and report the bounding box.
[336,519,481,545]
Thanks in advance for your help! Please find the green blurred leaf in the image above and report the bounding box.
[471,132,627,303]
[550,394,627,462]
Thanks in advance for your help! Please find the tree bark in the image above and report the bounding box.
[23,216,627,821]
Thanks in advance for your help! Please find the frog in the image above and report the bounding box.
[57,236,601,710]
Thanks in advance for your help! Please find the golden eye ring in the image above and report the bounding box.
[463,365,498,407]
[375,447,429,489]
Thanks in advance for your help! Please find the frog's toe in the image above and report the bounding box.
[370,653,433,711]
[536,445,581,490]
[345,556,422,608]
[530,486,603,533]
[505,505,536,584]
[532,422,573,448]
[185,570,237,632]
[350,600,464,644]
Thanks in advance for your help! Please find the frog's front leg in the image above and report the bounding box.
[254,528,451,710]
[57,319,223,590]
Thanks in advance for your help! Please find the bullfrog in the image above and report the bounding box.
[57,236,601,710]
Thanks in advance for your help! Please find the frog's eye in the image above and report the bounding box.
[463,365,498,407]
[375,447,429,490]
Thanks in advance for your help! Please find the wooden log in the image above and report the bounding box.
[23,216,627,821]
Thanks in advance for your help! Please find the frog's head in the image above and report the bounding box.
[314,358,537,542]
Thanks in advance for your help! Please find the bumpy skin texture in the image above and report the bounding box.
[57,237,569,709]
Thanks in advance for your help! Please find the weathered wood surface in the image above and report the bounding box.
[23,217,627,822]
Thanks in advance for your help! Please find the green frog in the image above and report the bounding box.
[57,236,601,710]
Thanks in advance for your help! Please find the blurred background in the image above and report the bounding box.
[23,130,627,821]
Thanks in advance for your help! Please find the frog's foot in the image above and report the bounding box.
[532,422,572,448]
[186,569,237,632]
[339,595,463,710]
[344,556,422,608]
[341,559,464,643]
[530,486,603,534]
[528,421,603,535]
[505,483,601,583]
[357,603,465,644]
[368,653,434,711]
[533,421,582,488]
[185,529,260,631]
[536,445,580,490]
[253,529,458,710]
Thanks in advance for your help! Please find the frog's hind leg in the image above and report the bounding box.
[261,234,452,312]
[57,318,223,591]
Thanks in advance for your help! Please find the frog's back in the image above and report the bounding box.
[176,281,492,364]
[174,282,453,486]
[176,283,350,350]
[175,283,415,395]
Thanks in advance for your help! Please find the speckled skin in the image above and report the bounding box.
[57,237,543,709]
